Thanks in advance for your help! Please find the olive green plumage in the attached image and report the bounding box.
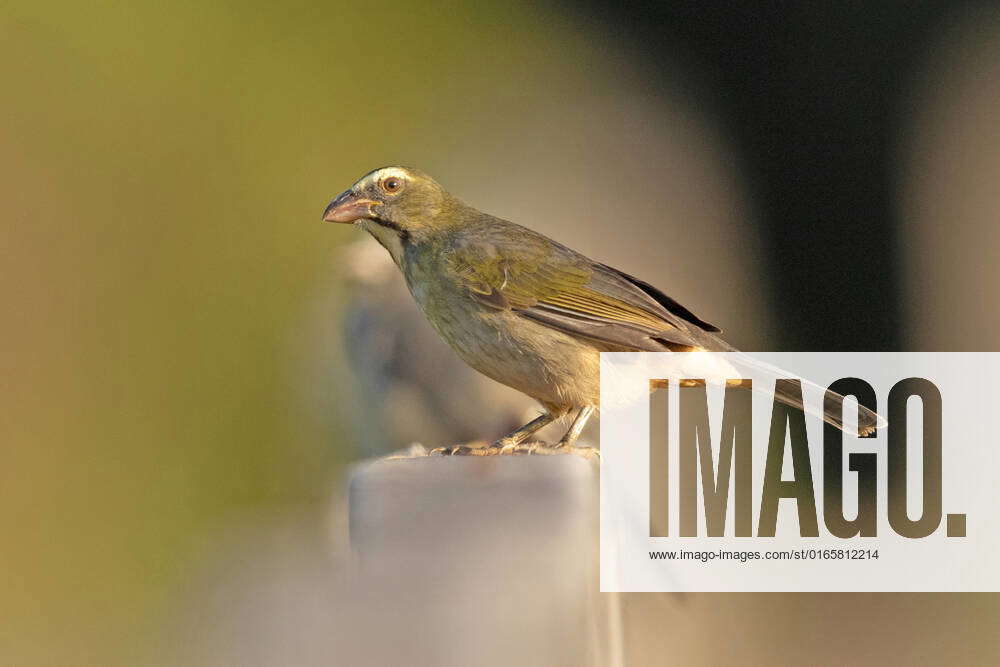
[322,165,732,449]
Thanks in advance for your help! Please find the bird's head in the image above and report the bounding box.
[322,166,452,235]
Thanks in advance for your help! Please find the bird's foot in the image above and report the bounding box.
[428,443,478,456]
[428,439,540,456]
[427,441,598,459]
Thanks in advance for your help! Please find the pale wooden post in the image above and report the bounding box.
[348,453,621,667]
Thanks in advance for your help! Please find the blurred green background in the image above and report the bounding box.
[4,1,1000,665]
[0,1,614,663]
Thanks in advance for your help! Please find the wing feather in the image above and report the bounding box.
[446,223,720,351]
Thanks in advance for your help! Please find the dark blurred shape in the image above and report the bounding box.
[573,0,980,350]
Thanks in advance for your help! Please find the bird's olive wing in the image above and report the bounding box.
[447,234,720,351]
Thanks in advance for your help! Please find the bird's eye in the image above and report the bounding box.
[380,177,402,193]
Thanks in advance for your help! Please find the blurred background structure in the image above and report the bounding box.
[3,0,1000,665]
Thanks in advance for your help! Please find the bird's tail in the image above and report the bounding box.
[645,334,887,436]
[770,374,882,436]
[718,346,885,436]
[675,331,887,436]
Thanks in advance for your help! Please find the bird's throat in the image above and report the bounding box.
[359,218,409,268]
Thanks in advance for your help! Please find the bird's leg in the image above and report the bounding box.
[429,411,557,456]
[553,406,596,449]
[493,412,558,453]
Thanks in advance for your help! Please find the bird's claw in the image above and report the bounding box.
[429,444,476,456]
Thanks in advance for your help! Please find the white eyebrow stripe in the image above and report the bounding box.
[370,167,410,183]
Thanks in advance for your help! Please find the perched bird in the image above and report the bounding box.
[323,166,879,451]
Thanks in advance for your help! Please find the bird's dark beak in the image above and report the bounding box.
[322,189,381,223]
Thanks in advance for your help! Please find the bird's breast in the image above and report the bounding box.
[399,253,600,409]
